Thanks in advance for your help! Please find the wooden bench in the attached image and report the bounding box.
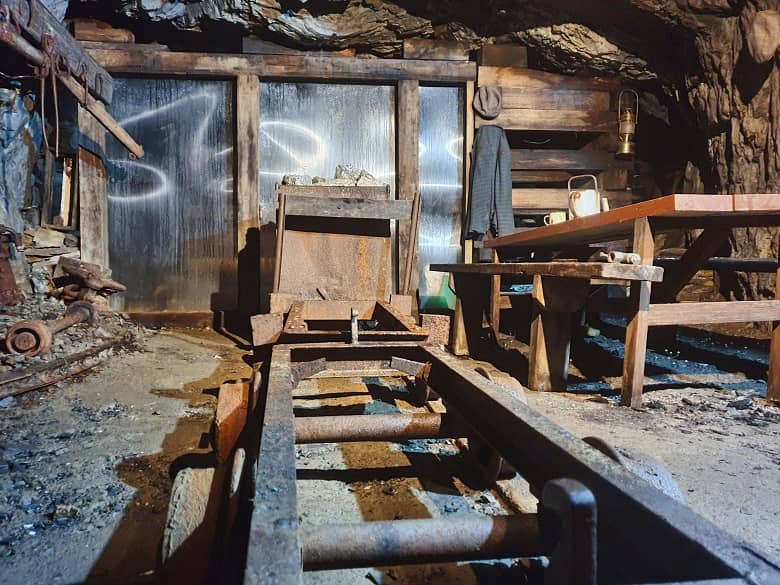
[477,193,780,407]
[431,262,664,396]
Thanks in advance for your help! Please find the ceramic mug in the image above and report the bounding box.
[544,211,568,225]
[568,174,602,218]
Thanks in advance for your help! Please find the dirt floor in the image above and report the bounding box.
[0,324,778,584]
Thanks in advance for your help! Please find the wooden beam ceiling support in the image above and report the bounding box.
[1,28,144,158]
[2,0,113,103]
[87,46,477,82]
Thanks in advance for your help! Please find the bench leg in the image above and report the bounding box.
[529,275,589,392]
[449,273,489,357]
[768,268,780,403]
[621,281,651,407]
[621,217,654,407]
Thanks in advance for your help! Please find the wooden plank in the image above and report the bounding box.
[511,149,614,171]
[769,268,780,403]
[647,300,780,326]
[77,107,109,269]
[72,19,135,43]
[242,37,355,57]
[512,170,573,183]
[732,193,780,211]
[430,262,663,282]
[284,196,412,220]
[4,0,113,103]
[277,184,389,200]
[403,39,470,61]
[621,218,654,408]
[528,276,590,391]
[245,347,301,584]
[476,108,612,132]
[215,381,249,463]
[88,47,476,82]
[512,188,636,213]
[651,228,730,303]
[500,87,611,111]
[397,79,420,296]
[477,45,528,67]
[478,66,619,92]
[237,75,260,252]
[485,194,735,249]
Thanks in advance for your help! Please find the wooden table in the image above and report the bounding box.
[441,194,780,406]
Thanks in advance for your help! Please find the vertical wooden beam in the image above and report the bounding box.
[489,248,502,337]
[768,267,780,403]
[396,79,420,297]
[621,217,654,407]
[236,75,262,312]
[77,105,109,268]
[236,75,261,250]
[451,80,474,355]
[528,276,589,392]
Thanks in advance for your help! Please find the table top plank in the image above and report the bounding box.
[430,262,664,282]
[484,194,780,249]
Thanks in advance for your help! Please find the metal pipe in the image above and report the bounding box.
[294,413,460,444]
[301,514,548,570]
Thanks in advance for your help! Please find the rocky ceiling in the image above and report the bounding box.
[40,1,770,84]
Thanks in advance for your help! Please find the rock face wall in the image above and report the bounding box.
[54,0,780,295]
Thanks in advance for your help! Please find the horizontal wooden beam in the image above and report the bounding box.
[88,47,476,82]
[430,262,663,282]
[648,300,780,326]
[478,66,619,92]
[512,170,573,183]
[500,87,611,111]
[511,149,615,171]
[284,196,411,220]
[477,108,612,132]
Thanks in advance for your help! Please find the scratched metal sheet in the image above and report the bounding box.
[418,86,464,310]
[106,78,236,312]
[258,83,396,304]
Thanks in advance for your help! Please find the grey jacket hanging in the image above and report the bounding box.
[467,125,514,240]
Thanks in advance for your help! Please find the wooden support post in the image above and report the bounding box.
[272,192,286,294]
[768,268,780,403]
[621,217,654,407]
[451,80,475,355]
[490,249,501,337]
[528,276,590,392]
[449,273,490,357]
[396,79,420,296]
[77,106,109,269]
[236,75,261,310]
[236,75,260,250]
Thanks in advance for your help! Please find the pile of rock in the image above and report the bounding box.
[282,164,386,187]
